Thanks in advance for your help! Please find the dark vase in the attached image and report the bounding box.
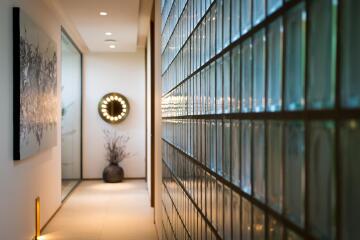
[103,163,124,183]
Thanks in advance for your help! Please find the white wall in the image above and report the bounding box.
[0,0,83,239]
[83,51,146,179]
[146,27,152,194]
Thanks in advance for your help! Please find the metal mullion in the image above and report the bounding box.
[335,0,342,239]
[162,138,314,239]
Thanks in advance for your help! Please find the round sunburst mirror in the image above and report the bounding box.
[98,93,129,124]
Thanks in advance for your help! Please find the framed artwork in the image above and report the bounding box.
[13,8,58,160]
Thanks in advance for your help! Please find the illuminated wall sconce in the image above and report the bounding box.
[98,93,130,124]
[35,197,40,240]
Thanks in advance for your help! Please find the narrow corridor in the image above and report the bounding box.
[42,181,157,240]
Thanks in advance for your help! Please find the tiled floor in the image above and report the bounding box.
[42,180,158,240]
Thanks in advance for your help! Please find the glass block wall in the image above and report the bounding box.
[160,0,360,239]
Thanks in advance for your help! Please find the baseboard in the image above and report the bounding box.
[83,177,146,181]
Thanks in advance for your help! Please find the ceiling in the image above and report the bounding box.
[53,0,152,52]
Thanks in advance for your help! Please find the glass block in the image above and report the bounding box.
[216,58,223,114]
[210,120,217,171]
[241,120,252,194]
[223,0,231,47]
[267,0,282,14]
[309,121,336,239]
[210,5,217,58]
[284,121,305,227]
[232,192,241,239]
[267,18,283,112]
[217,120,223,176]
[241,0,252,35]
[340,120,360,239]
[231,0,241,41]
[253,29,266,112]
[216,0,223,53]
[285,3,306,111]
[224,186,231,239]
[253,0,266,26]
[223,120,231,180]
[308,0,337,109]
[253,121,265,202]
[268,217,284,240]
[241,39,253,112]
[242,198,252,240]
[231,45,241,113]
[224,53,231,113]
[217,181,224,237]
[267,121,283,213]
[253,206,265,240]
[211,176,217,226]
[210,62,216,114]
[232,120,241,187]
[341,0,360,108]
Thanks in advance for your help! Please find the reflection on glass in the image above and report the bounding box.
[268,0,282,14]
[253,121,265,202]
[242,198,252,240]
[223,0,231,47]
[210,62,216,114]
[231,0,241,41]
[211,5,217,58]
[268,217,284,240]
[284,121,305,227]
[267,121,283,213]
[340,120,360,239]
[241,120,252,194]
[224,53,231,113]
[309,121,336,239]
[216,0,223,53]
[253,29,266,112]
[287,230,303,240]
[241,0,252,35]
[232,120,241,187]
[216,58,223,114]
[232,192,241,239]
[217,120,223,176]
[217,181,224,237]
[224,121,231,180]
[253,0,266,25]
[210,120,217,171]
[341,0,360,108]
[267,18,283,112]
[61,32,82,200]
[242,39,253,112]
[253,206,265,240]
[285,4,306,111]
[212,176,217,226]
[232,46,241,113]
[224,186,231,239]
[308,0,337,109]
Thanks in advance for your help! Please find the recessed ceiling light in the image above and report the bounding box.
[109,45,116,49]
[105,39,116,43]
[99,11,108,16]
[105,32,112,36]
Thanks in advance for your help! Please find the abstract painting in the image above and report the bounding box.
[13,8,58,160]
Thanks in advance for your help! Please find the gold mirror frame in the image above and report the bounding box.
[98,93,130,124]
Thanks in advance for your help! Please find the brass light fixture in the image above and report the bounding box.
[35,197,40,240]
[98,93,130,124]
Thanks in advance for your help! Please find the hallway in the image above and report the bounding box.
[42,181,157,240]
